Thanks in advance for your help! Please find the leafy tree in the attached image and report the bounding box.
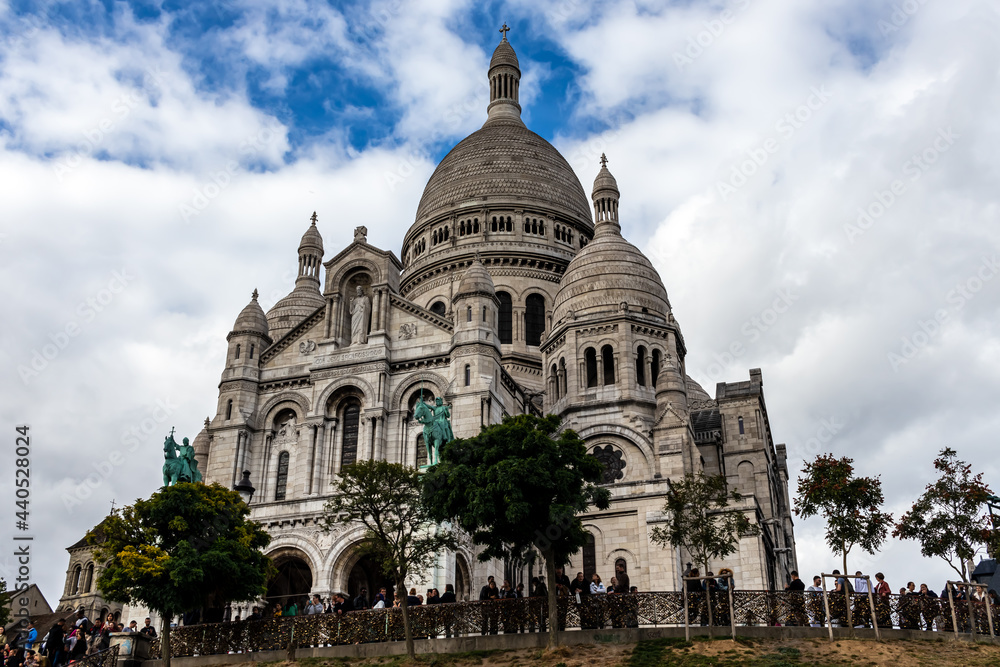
[649,473,758,586]
[794,454,892,629]
[421,414,611,649]
[0,578,11,627]
[91,482,273,667]
[893,448,994,582]
[322,460,456,660]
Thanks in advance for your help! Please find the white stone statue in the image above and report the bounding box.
[350,286,371,345]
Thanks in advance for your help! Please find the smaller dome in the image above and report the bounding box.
[232,290,269,337]
[266,284,326,341]
[490,39,519,71]
[299,214,323,252]
[455,257,495,299]
[593,156,619,196]
[685,376,712,403]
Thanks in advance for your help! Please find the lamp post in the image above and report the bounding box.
[234,470,255,505]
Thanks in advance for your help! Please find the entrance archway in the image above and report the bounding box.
[267,549,313,610]
[346,554,393,608]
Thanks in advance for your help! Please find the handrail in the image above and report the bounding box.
[146,591,1000,658]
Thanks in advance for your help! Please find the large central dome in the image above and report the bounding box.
[414,122,593,226]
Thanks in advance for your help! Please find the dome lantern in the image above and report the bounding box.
[592,153,621,237]
[486,25,523,127]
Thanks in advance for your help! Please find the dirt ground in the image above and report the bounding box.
[253,635,1000,666]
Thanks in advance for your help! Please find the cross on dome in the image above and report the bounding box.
[310,211,318,224]
[500,23,510,41]
[251,288,259,301]
[600,153,608,167]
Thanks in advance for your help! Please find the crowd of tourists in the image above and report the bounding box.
[775,569,1000,632]
[2,610,158,667]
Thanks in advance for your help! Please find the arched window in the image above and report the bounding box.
[416,434,427,468]
[430,301,447,317]
[559,357,567,396]
[651,350,662,387]
[550,364,559,400]
[636,346,647,386]
[492,216,497,232]
[482,306,487,322]
[226,399,233,420]
[466,306,472,322]
[72,565,82,594]
[525,294,545,346]
[497,291,513,344]
[249,344,255,359]
[235,344,241,360]
[473,219,480,233]
[506,216,513,232]
[464,364,471,386]
[602,344,615,385]
[585,348,598,388]
[738,416,745,435]
[341,401,361,467]
[84,563,94,593]
[274,452,290,501]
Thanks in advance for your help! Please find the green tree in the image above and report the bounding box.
[0,578,11,627]
[893,448,994,582]
[91,482,273,667]
[421,414,611,649]
[649,473,758,589]
[794,454,892,629]
[322,460,457,660]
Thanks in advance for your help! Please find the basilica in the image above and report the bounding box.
[59,33,797,616]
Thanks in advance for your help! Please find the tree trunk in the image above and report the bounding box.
[545,550,559,650]
[704,559,713,630]
[161,615,171,667]
[842,550,853,632]
[398,578,415,660]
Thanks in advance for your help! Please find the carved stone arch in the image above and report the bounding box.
[632,338,652,354]
[577,425,656,475]
[604,547,638,569]
[315,377,375,415]
[252,392,311,430]
[328,258,381,294]
[492,283,524,300]
[265,537,323,580]
[389,371,450,410]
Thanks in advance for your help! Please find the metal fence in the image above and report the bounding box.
[147,591,1000,658]
[76,644,120,667]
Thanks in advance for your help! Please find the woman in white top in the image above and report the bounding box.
[590,573,606,594]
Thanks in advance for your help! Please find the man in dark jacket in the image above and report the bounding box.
[439,584,457,638]
[45,620,65,667]
[352,588,368,611]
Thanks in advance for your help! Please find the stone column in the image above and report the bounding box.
[373,416,383,460]
[331,293,342,344]
[312,421,326,495]
[260,432,273,502]
[329,418,341,476]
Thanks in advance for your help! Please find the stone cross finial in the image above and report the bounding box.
[600,153,608,167]
[251,288,259,301]
[500,23,510,41]
[310,211,318,224]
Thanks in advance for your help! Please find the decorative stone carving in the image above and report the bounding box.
[354,226,368,243]
[592,445,626,484]
[276,417,298,446]
[299,339,317,355]
[399,323,418,339]
[350,286,370,345]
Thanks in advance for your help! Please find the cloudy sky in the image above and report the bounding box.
[2,0,998,603]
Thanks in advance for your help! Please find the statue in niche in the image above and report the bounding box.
[350,285,371,345]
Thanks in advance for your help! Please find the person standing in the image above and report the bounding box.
[479,577,500,635]
[805,576,825,628]
[529,577,547,633]
[44,620,64,667]
[785,571,807,626]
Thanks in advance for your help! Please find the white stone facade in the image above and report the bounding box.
[185,35,797,606]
